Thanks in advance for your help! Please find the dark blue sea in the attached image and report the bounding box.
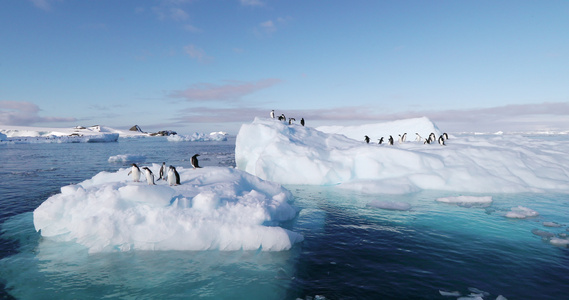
[1,137,568,299]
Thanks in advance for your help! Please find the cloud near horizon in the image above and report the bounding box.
[170,102,569,133]
[170,78,283,102]
[0,101,77,126]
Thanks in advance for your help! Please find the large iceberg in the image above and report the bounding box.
[33,165,303,253]
[236,117,569,194]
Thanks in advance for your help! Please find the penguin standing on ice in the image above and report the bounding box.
[142,167,155,185]
[378,137,384,144]
[443,132,449,140]
[167,165,180,186]
[398,133,407,143]
[128,163,141,182]
[364,135,370,144]
[300,118,305,126]
[438,135,446,146]
[288,118,295,125]
[158,162,167,180]
[415,133,423,142]
[191,154,201,169]
[388,135,394,145]
[270,110,275,118]
[428,133,436,144]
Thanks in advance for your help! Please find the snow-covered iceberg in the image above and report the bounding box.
[236,117,569,194]
[0,125,119,143]
[33,165,303,253]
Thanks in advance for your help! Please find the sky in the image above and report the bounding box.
[1,0,568,134]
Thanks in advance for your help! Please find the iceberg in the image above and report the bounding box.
[33,165,303,253]
[236,117,569,194]
[0,125,120,143]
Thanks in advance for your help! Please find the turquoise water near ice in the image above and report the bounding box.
[1,137,568,299]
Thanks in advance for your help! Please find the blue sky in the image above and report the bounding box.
[1,0,568,134]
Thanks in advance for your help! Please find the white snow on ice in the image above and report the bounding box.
[108,154,147,163]
[236,117,569,194]
[33,165,303,253]
[167,131,228,142]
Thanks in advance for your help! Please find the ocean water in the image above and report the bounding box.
[1,137,568,299]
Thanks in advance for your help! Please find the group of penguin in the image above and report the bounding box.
[365,132,449,146]
[127,154,201,186]
[271,110,305,126]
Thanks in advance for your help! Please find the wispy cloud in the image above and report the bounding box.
[29,0,60,11]
[183,44,213,63]
[240,0,265,7]
[256,17,291,36]
[170,78,282,102]
[183,24,202,33]
[0,101,77,126]
[165,102,569,133]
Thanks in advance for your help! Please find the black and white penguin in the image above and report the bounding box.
[415,133,422,142]
[364,135,370,144]
[158,162,167,181]
[278,114,286,121]
[398,133,407,143]
[270,110,275,118]
[388,135,394,145]
[191,154,201,169]
[167,165,180,186]
[142,167,155,185]
[300,118,305,126]
[127,163,141,182]
[443,132,449,140]
[378,137,384,144]
[288,118,295,125]
[428,133,436,144]
[438,135,446,146]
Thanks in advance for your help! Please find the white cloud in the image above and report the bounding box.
[240,0,264,7]
[183,44,213,63]
[0,101,76,126]
[170,79,282,102]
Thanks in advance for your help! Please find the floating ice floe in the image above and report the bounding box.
[543,221,562,227]
[167,131,228,142]
[236,117,569,194]
[33,165,303,253]
[549,238,569,247]
[531,229,555,238]
[505,206,539,219]
[435,196,493,207]
[108,154,147,163]
[366,200,411,211]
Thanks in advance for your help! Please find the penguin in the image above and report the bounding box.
[127,163,141,182]
[443,132,449,140]
[398,133,407,143]
[142,167,155,185]
[191,154,201,169]
[270,110,275,119]
[278,114,286,121]
[378,137,384,144]
[300,118,305,126]
[388,135,394,145]
[438,135,446,146]
[364,135,370,144]
[167,165,180,186]
[415,133,422,142]
[428,133,436,144]
[288,118,295,125]
[158,162,167,181]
